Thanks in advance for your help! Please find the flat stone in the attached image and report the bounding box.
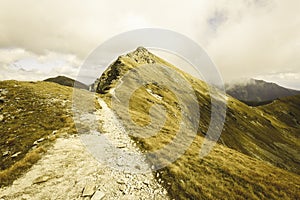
[33,138,45,146]
[117,144,126,148]
[33,175,52,184]
[82,183,96,197]
[21,194,31,199]
[135,165,141,170]
[0,115,4,122]
[2,151,9,157]
[91,190,105,200]
[37,138,45,143]
[11,151,21,158]
[0,89,8,95]
[117,179,126,184]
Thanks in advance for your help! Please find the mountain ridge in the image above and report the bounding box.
[96,47,300,174]
[226,78,300,106]
[95,47,300,199]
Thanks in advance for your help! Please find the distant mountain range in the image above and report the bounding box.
[44,76,88,90]
[226,79,300,106]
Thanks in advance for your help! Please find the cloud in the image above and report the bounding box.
[0,48,80,81]
[0,48,33,65]
[206,0,300,82]
[0,0,299,88]
[255,72,300,90]
[0,0,212,58]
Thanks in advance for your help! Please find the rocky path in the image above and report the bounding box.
[0,99,168,200]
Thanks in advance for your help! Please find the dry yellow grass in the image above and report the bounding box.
[98,47,300,199]
[0,146,45,186]
[104,85,300,199]
[0,80,78,187]
[157,135,300,199]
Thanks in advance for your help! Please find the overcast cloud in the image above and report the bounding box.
[0,0,299,88]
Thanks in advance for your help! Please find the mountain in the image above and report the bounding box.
[95,47,300,199]
[226,79,300,106]
[1,48,299,199]
[96,47,300,174]
[44,75,88,90]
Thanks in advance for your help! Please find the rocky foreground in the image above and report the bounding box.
[0,99,168,200]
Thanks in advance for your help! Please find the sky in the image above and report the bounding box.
[0,0,299,89]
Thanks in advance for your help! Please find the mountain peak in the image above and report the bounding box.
[127,46,150,57]
[125,46,155,65]
[135,46,148,52]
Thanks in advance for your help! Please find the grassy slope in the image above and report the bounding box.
[220,97,300,174]
[98,47,300,199]
[0,80,78,186]
[259,94,300,133]
[159,135,300,199]
[98,47,300,175]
